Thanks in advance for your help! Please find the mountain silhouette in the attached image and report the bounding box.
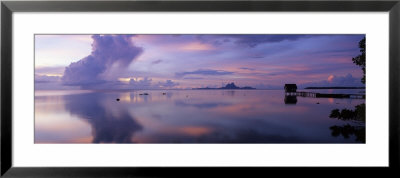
[193,82,255,90]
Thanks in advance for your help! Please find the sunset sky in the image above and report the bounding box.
[35,34,365,90]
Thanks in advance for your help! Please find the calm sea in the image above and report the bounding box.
[35,89,365,143]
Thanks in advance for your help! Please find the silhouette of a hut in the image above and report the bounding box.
[284,84,297,93]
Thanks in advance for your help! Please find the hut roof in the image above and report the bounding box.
[284,84,297,88]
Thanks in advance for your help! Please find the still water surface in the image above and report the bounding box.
[35,89,365,143]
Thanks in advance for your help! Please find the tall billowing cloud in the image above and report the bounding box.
[61,35,143,88]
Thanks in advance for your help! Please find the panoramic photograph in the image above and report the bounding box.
[35,34,366,143]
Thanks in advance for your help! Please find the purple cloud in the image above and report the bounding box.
[126,78,179,89]
[176,69,234,78]
[158,80,179,88]
[196,34,321,48]
[151,59,163,65]
[299,74,364,88]
[35,66,65,75]
[231,35,311,47]
[35,74,79,90]
[35,74,60,83]
[128,77,152,89]
[183,77,204,80]
[61,35,143,88]
[35,34,365,90]
[239,67,255,71]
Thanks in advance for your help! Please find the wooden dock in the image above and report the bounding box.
[286,91,316,97]
[285,91,365,99]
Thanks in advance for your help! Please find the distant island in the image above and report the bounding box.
[193,82,256,90]
[304,87,365,89]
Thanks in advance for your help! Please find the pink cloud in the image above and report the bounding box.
[179,42,215,51]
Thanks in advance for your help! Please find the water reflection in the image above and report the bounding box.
[35,90,366,143]
[63,92,142,143]
[330,125,365,143]
[165,92,173,99]
[222,90,236,97]
[328,103,366,143]
[174,100,232,109]
[329,104,365,121]
[137,93,151,102]
[284,95,297,105]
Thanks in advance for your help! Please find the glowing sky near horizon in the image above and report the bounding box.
[34,34,365,90]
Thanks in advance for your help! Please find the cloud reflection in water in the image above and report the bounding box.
[35,90,366,143]
[63,92,142,143]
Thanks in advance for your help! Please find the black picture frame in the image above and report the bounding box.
[1,0,399,177]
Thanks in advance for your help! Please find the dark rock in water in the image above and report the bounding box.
[116,98,120,101]
[162,93,166,95]
[140,93,149,95]
[316,102,320,104]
